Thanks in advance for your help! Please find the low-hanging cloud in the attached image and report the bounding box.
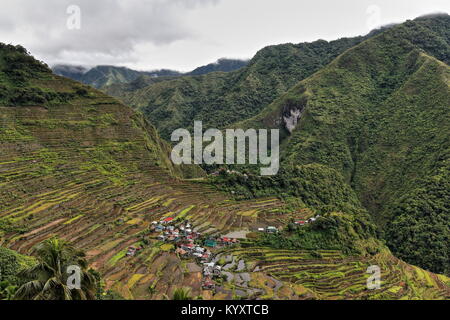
[0,0,219,66]
[1,0,448,71]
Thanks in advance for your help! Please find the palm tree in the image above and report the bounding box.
[172,287,192,300]
[14,237,97,300]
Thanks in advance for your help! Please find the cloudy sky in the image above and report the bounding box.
[0,0,449,71]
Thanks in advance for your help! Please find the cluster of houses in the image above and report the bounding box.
[152,218,201,243]
[201,262,222,290]
[294,215,321,226]
[257,226,279,233]
[205,237,240,247]
[126,245,142,257]
[256,215,322,233]
[176,243,212,262]
[150,217,243,291]
[210,169,248,178]
[151,217,238,258]
[151,218,215,263]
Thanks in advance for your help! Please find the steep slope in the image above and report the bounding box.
[109,32,387,140]
[219,246,450,300]
[1,43,449,300]
[238,14,450,274]
[0,44,286,298]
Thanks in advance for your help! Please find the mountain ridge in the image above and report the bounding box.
[52,58,249,89]
[228,14,450,274]
[0,14,449,300]
[109,35,380,139]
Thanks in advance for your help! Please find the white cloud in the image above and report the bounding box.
[0,0,219,67]
[0,0,448,71]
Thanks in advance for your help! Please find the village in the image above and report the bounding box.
[124,214,321,292]
[151,217,241,291]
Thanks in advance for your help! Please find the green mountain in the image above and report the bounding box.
[53,59,248,90]
[53,65,182,89]
[186,58,249,76]
[51,64,89,82]
[102,59,249,99]
[107,29,392,139]
[233,14,450,275]
[1,15,449,300]
[102,74,181,98]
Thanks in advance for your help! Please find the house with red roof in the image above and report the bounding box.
[162,217,174,224]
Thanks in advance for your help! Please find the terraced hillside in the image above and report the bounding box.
[214,247,450,300]
[0,44,289,299]
[0,44,449,300]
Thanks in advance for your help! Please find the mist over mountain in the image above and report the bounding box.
[52,64,90,81]
[52,64,182,89]
[52,58,249,89]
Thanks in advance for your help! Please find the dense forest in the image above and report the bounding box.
[208,15,450,275]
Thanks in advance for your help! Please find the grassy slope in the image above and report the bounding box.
[238,15,450,275]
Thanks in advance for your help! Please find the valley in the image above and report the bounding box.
[0,14,449,301]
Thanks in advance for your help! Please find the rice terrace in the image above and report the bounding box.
[0,0,449,305]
